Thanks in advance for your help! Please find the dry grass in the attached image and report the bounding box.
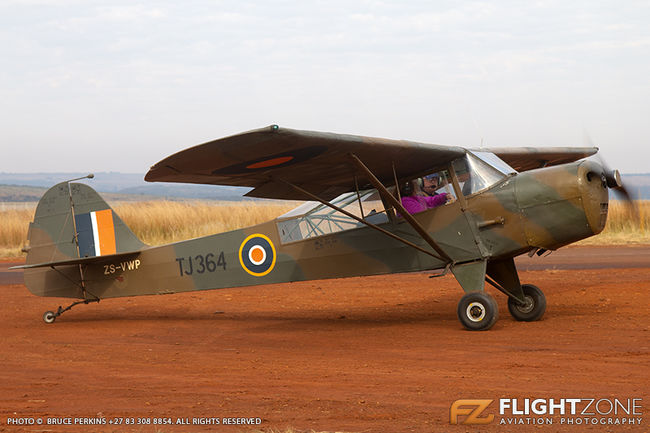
[577,200,650,245]
[0,200,648,258]
[0,207,34,258]
[116,201,296,245]
[0,201,295,257]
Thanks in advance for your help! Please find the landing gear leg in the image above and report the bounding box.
[42,298,100,324]
[451,261,499,330]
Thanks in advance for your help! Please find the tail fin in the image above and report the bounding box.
[25,181,145,267]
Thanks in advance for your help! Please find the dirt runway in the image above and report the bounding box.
[1,247,649,432]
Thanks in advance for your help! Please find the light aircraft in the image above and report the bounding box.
[13,125,631,330]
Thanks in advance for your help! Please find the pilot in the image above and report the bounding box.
[399,179,448,216]
[422,173,441,196]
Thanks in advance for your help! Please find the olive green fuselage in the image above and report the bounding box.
[23,159,609,300]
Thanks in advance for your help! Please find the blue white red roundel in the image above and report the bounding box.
[238,234,276,277]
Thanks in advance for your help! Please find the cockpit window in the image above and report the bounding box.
[276,189,388,243]
[472,151,517,175]
[453,152,511,196]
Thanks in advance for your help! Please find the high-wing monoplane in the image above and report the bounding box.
[13,125,630,330]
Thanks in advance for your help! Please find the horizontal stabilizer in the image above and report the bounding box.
[11,250,142,270]
[20,181,147,299]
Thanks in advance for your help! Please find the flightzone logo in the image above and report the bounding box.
[449,400,494,425]
[450,398,643,427]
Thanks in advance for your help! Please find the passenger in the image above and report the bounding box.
[459,171,473,196]
[453,159,474,195]
[399,180,448,215]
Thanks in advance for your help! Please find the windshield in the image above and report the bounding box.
[472,151,517,175]
[276,189,388,243]
[453,152,511,196]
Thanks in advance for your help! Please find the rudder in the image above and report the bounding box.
[25,182,145,264]
[23,181,146,298]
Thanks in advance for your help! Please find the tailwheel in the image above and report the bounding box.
[43,311,57,324]
[457,292,498,331]
[507,284,546,322]
[41,298,101,324]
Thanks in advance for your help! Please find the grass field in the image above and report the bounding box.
[0,201,295,258]
[116,201,296,245]
[1,200,648,257]
[576,200,649,245]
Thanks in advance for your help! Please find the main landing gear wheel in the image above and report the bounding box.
[457,292,498,331]
[507,284,546,322]
[43,311,56,324]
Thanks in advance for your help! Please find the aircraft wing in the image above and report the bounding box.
[145,125,465,200]
[486,147,598,172]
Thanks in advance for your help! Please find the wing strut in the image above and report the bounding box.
[278,180,447,261]
[348,153,452,262]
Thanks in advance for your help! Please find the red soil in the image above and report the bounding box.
[0,251,648,432]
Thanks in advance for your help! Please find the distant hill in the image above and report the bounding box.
[0,172,146,192]
[0,172,253,201]
[0,184,47,202]
[0,184,179,203]
[621,173,650,200]
[0,171,648,202]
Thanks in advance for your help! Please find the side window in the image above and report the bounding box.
[276,189,389,243]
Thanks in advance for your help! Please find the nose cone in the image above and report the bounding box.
[577,160,610,234]
[515,160,609,250]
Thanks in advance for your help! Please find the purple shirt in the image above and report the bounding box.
[400,193,448,216]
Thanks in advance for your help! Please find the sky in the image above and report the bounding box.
[1,0,649,174]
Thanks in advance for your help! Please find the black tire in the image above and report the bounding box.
[457,292,499,331]
[43,311,56,324]
[507,284,546,322]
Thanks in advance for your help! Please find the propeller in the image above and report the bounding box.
[597,156,634,201]
[583,130,638,217]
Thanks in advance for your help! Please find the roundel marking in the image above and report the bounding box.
[246,156,294,169]
[239,233,276,277]
[211,145,328,175]
[248,245,266,265]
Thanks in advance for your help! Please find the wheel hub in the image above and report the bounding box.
[466,302,486,322]
[515,295,535,314]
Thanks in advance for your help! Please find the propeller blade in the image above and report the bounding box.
[604,169,622,189]
[583,130,638,220]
